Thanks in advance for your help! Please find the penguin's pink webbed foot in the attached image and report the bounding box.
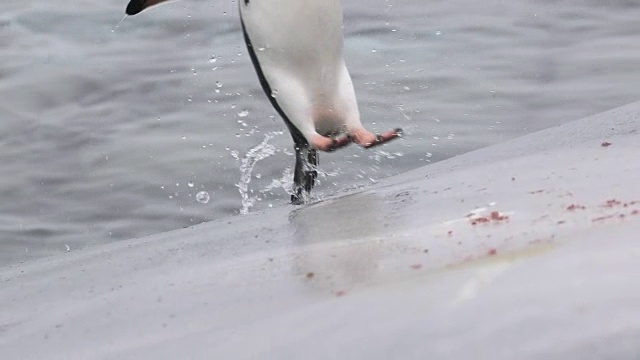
[351,128,403,148]
[310,133,352,152]
[364,128,403,148]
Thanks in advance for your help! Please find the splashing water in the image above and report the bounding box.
[260,167,294,195]
[111,15,127,33]
[370,149,404,162]
[233,133,278,214]
[229,131,342,212]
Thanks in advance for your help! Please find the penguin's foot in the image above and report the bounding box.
[310,133,352,152]
[364,128,403,148]
[351,127,403,148]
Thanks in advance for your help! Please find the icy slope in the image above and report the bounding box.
[1,101,640,359]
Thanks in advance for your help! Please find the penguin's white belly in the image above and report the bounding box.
[240,0,361,138]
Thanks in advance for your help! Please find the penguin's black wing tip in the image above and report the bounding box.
[125,0,146,15]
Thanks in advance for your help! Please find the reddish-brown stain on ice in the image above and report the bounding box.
[592,214,618,223]
[602,199,622,208]
[490,211,509,221]
[470,211,509,225]
[471,217,490,225]
[566,204,586,211]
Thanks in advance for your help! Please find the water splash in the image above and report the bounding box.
[233,133,278,214]
[111,15,127,33]
[260,167,294,195]
[370,149,404,162]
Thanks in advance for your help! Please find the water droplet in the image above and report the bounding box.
[196,191,210,204]
[435,30,442,36]
[216,81,223,88]
[187,182,195,188]
[237,110,249,118]
[270,89,278,98]
[209,55,218,63]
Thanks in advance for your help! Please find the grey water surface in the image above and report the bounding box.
[1,0,639,266]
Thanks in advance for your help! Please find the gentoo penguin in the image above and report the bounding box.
[125,0,402,204]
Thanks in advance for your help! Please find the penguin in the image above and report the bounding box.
[125,0,402,204]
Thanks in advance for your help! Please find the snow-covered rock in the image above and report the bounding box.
[1,101,639,359]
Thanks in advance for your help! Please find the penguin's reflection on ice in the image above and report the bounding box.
[125,0,402,204]
[288,193,387,296]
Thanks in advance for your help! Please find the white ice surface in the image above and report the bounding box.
[2,102,640,359]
